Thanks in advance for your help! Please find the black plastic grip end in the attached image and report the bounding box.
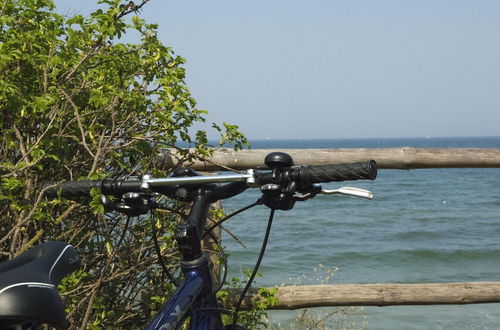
[298,160,377,183]
[40,180,103,198]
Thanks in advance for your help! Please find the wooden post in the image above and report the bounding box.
[223,282,500,310]
[159,148,500,171]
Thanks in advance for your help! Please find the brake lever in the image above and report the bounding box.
[100,192,156,216]
[321,187,374,199]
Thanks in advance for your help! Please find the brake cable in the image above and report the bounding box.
[205,229,229,303]
[151,198,264,289]
[116,215,132,247]
[151,211,179,286]
[202,200,263,239]
[232,208,275,326]
[203,200,264,298]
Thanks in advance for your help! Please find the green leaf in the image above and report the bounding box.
[1,177,23,191]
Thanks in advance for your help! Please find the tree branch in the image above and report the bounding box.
[116,0,150,19]
[59,87,96,158]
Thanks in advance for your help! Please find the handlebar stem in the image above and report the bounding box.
[186,192,212,239]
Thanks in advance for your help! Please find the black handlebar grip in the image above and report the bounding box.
[297,160,377,183]
[40,180,103,198]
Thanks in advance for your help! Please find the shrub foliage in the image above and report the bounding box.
[0,0,246,328]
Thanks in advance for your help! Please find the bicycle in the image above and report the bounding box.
[0,152,377,329]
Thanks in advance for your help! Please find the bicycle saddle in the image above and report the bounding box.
[0,241,80,329]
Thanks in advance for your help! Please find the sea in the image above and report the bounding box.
[219,137,500,329]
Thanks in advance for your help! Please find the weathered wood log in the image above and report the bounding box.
[224,282,500,310]
[158,148,500,171]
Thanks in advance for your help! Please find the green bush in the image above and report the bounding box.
[0,0,246,328]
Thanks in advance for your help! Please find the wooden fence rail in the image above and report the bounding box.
[224,282,500,310]
[159,148,500,171]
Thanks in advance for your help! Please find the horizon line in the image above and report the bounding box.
[240,135,500,141]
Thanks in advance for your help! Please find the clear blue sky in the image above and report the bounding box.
[55,0,500,139]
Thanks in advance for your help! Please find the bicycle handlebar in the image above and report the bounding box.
[41,160,377,199]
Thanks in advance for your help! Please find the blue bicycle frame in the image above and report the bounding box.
[146,182,247,330]
[146,255,221,329]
